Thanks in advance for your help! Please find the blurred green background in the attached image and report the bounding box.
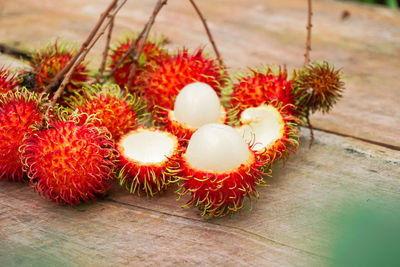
[346,0,399,8]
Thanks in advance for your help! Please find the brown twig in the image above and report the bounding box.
[0,43,32,62]
[304,0,312,65]
[126,0,168,89]
[306,109,314,149]
[189,0,223,66]
[97,13,115,82]
[43,0,119,94]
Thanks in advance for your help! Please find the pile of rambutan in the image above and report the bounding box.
[0,33,343,218]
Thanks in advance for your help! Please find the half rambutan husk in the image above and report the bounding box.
[175,142,268,218]
[153,105,227,141]
[0,66,18,93]
[236,100,300,165]
[0,89,47,182]
[117,127,182,196]
[229,66,295,118]
[140,48,227,110]
[108,33,169,92]
[66,84,147,141]
[20,112,119,205]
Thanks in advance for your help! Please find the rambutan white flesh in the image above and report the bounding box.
[185,123,249,173]
[174,82,222,128]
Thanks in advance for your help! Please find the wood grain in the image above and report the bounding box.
[0,0,399,146]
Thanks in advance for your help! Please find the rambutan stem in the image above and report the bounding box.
[97,15,115,82]
[304,0,312,65]
[306,110,314,148]
[126,0,168,89]
[43,0,120,94]
[189,0,223,67]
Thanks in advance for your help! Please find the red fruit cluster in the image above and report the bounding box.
[20,118,118,205]
[0,90,45,182]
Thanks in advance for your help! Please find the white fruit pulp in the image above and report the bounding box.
[120,130,176,164]
[185,123,250,173]
[237,106,283,151]
[174,82,222,128]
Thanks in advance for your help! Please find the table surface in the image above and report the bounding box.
[0,0,399,266]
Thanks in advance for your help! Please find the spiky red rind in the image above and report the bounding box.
[117,128,182,197]
[109,34,168,91]
[292,61,344,115]
[0,66,18,93]
[175,146,269,218]
[231,66,295,116]
[141,48,227,110]
[0,89,46,182]
[20,116,119,205]
[67,84,147,141]
[30,41,89,97]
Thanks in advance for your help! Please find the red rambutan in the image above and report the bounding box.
[30,40,89,99]
[0,89,46,182]
[67,84,147,141]
[175,123,267,217]
[0,66,18,93]
[141,48,226,110]
[20,114,119,205]
[236,101,300,164]
[230,66,294,119]
[117,128,182,196]
[109,34,168,91]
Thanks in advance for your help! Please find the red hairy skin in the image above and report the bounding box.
[67,84,147,141]
[117,128,182,196]
[0,66,18,94]
[20,119,119,205]
[231,67,294,118]
[175,147,269,218]
[30,41,89,99]
[0,90,45,182]
[109,37,168,92]
[141,48,226,110]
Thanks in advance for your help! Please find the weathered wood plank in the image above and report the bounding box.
[1,130,399,266]
[0,0,399,146]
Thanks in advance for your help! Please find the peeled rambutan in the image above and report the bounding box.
[117,128,182,196]
[175,123,267,218]
[0,66,18,93]
[30,40,89,99]
[236,101,300,164]
[20,115,119,205]
[109,34,168,91]
[67,84,147,141]
[141,48,226,110]
[0,89,46,182]
[230,66,294,120]
[154,82,226,140]
[292,61,344,115]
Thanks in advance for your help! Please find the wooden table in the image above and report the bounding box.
[1,0,399,266]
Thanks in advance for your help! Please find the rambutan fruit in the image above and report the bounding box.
[292,61,344,115]
[67,84,147,141]
[117,128,182,196]
[141,48,226,110]
[0,89,46,182]
[230,66,294,120]
[236,101,300,164]
[0,66,18,93]
[109,34,168,91]
[175,123,267,218]
[154,82,226,140]
[20,115,118,205]
[30,40,89,99]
